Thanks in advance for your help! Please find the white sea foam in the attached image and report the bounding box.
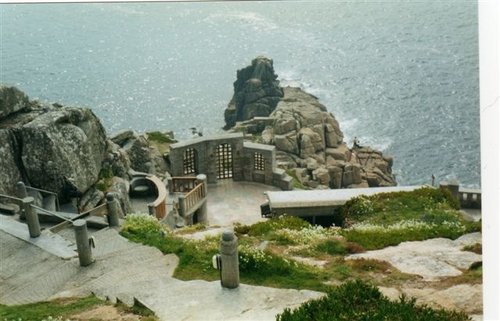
[205,11,278,31]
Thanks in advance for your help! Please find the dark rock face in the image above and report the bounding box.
[0,130,23,195]
[0,86,31,120]
[19,108,107,197]
[0,88,108,199]
[224,56,284,129]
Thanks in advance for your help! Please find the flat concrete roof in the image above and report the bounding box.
[243,141,275,151]
[265,186,425,209]
[170,132,244,149]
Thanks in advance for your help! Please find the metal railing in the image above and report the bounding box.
[170,177,198,193]
[24,186,60,211]
[458,188,481,209]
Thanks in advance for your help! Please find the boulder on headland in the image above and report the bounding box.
[0,85,31,120]
[224,56,284,129]
[0,87,108,200]
[225,57,396,189]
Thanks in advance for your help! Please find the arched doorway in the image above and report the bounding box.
[216,143,233,179]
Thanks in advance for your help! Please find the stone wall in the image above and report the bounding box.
[169,134,292,190]
[242,142,275,185]
[169,133,244,184]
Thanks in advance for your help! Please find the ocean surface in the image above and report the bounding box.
[0,1,480,188]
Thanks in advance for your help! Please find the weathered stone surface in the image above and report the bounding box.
[110,129,136,147]
[79,187,105,212]
[106,141,131,180]
[347,233,482,281]
[299,127,323,158]
[122,135,153,173]
[312,167,330,186]
[224,56,284,129]
[379,284,482,316]
[0,86,31,120]
[0,130,23,195]
[327,166,343,189]
[225,57,396,190]
[19,107,107,198]
[108,176,132,215]
[274,132,298,155]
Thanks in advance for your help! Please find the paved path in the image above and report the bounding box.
[0,217,323,320]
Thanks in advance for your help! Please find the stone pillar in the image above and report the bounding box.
[73,219,94,266]
[440,180,460,201]
[220,230,239,289]
[196,174,208,224]
[23,197,40,238]
[178,195,187,218]
[167,177,173,194]
[106,193,120,228]
[16,181,28,199]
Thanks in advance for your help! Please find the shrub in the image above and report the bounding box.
[314,239,348,256]
[341,220,477,250]
[462,243,482,254]
[235,216,311,237]
[276,280,470,321]
[121,214,165,236]
[146,131,175,143]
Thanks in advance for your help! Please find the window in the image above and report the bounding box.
[183,148,197,175]
[254,152,265,171]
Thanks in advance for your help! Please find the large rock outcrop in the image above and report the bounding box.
[0,85,31,120]
[226,58,396,189]
[0,86,107,199]
[224,56,284,129]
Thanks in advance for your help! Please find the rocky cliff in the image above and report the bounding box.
[0,86,171,212]
[225,58,396,189]
[224,56,284,129]
[0,86,108,199]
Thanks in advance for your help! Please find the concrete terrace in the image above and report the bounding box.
[131,180,280,227]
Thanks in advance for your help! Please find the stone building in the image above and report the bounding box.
[169,133,292,190]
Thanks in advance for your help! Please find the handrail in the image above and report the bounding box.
[171,176,197,193]
[181,182,206,216]
[25,186,60,211]
[80,203,107,217]
[0,193,23,203]
[31,205,72,222]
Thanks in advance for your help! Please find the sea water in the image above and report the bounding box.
[0,1,480,188]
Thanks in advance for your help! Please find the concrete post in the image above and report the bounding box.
[106,193,120,228]
[178,195,187,218]
[440,180,460,201]
[167,177,173,194]
[196,174,208,224]
[23,197,40,238]
[16,181,28,198]
[73,219,94,267]
[220,230,239,289]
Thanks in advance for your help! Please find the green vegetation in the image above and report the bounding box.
[120,214,329,291]
[336,187,480,250]
[462,243,482,254]
[146,131,176,155]
[0,295,158,321]
[146,131,176,144]
[285,169,307,190]
[120,185,482,312]
[96,166,114,192]
[276,280,470,321]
